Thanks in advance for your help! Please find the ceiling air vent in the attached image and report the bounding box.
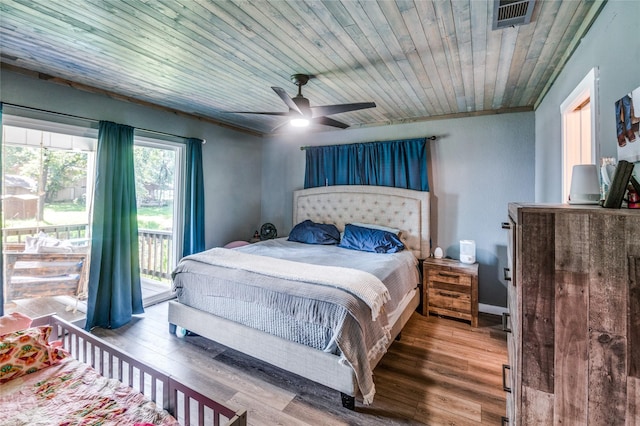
[493,0,535,30]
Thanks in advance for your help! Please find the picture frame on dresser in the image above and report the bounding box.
[603,159,634,208]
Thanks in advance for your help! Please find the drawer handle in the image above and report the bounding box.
[503,267,511,282]
[501,416,509,425]
[436,291,461,299]
[502,364,512,393]
[437,272,460,279]
[502,312,511,333]
[501,222,511,230]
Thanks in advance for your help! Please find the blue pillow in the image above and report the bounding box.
[338,224,405,253]
[288,220,340,245]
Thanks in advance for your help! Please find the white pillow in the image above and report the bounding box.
[38,245,73,253]
[24,236,40,253]
[23,232,73,253]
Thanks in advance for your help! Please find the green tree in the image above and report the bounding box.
[3,145,39,177]
[134,146,174,204]
[3,145,88,220]
[44,150,87,202]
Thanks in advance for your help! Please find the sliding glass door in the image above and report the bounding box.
[2,114,185,315]
[134,136,184,306]
[1,117,96,319]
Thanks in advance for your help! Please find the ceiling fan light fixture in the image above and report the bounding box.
[290,117,310,127]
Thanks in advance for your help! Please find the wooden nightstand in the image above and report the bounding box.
[422,257,478,327]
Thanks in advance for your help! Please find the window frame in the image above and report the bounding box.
[560,67,600,203]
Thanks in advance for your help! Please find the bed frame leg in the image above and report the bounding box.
[341,393,355,410]
[395,332,402,341]
[169,323,176,335]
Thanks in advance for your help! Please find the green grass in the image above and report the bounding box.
[138,204,173,230]
[3,202,173,231]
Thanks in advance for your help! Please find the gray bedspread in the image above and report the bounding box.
[172,238,419,403]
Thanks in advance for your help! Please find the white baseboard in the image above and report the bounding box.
[479,303,508,316]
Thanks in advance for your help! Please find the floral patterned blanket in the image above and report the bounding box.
[0,357,179,426]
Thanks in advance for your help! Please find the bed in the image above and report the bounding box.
[168,185,430,409]
[0,313,247,426]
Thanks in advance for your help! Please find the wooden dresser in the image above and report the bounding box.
[503,203,640,425]
[422,257,478,327]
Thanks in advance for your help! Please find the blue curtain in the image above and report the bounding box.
[182,138,205,256]
[304,138,429,191]
[85,121,143,330]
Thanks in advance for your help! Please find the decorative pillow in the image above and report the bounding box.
[0,326,69,384]
[338,223,405,253]
[224,240,251,249]
[0,312,33,335]
[288,220,341,245]
[351,222,402,237]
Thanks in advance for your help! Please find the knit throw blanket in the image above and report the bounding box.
[185,248,391,320]
[177,247,394,404]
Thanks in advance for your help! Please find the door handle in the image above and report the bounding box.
[503,267,511,281]
[502,312,511,333]
[502,364,512,393]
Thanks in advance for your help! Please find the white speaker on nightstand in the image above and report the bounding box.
[460,240,476,264]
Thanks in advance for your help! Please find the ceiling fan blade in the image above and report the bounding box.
[224,111,290,116]
[311,102,376,117]
[313,116,350,129]
[270,119,293,133]
[272,86,302,115]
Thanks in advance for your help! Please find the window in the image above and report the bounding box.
[2,112,185,313]
[561,68,599,203]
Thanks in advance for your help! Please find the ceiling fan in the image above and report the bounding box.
[228,74,376,131]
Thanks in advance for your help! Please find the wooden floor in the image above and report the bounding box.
[4,295,86,324]
[84,302,508,426]
[3,278,172,320]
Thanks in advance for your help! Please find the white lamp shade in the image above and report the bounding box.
[569,164,600,204]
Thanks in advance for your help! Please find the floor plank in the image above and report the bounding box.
[6,297,507,425]
[96,304,507,425]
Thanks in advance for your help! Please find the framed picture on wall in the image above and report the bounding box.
[616,86,640,162]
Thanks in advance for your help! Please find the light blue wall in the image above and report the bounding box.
[261,112,535,308]
[0,69,264,249]
[535,0,640,202]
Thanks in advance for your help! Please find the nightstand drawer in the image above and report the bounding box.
[428,270,472,287]
[428,288,471,311]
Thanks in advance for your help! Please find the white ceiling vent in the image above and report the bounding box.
[493,0,535,30]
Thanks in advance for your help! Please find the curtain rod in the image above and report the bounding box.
[299,135,436,150]
[1,102,206,144]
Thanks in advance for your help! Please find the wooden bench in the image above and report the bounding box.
[3,243,88,301]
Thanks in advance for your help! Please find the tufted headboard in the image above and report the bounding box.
[293,185,430,259]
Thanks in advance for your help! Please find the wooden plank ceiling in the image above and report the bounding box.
[0,0,604,136]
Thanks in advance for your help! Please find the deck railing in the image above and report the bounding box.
[2,225,173,282]
[138,229,173,282]
[2,224,89,243]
